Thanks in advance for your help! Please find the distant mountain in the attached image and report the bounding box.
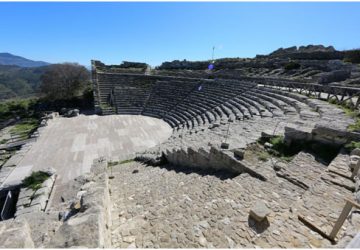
[0,52,50,68]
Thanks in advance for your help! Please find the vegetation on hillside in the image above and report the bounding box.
[0,65,48,99]
[344,49,360,64]
[40,63,90,100]
[284,61,301,70]
[0,98,39,121]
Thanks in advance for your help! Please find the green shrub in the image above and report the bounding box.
[119,159,134,164]
[348,120,360,132]
[0,97,38,121]
[258,152,270,161]
[22,171,51,190]
[284,61,301,70]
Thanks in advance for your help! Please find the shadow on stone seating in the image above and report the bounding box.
[80,109,96,116]
[143,163,240,180]
[247,215,270,234]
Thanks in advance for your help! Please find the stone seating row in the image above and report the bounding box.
[163,85,325,131]
[96,75,328,133]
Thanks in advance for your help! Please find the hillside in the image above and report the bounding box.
[0,52,50,68]
[0,64,49,99]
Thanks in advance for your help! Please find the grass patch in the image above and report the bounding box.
[258,151,270,161]
[119,159,134,164]
[258,135,339,164]
[345,141,360,152]
[22,171,51,191]
[327,98,360,132]
[10,118,38,138]
[0,138,8,144]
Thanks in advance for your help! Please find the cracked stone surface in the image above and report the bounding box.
[108,155,356,248]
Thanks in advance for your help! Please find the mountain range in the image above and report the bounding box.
[0,53,52,100]
[0,52,50,68]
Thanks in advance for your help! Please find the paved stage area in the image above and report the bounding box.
[3,115,172,186]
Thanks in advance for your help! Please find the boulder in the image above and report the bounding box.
[60,108,67,115]
[264,142,273,149]
[351,148,360,157]
[249,200,271,222]
[66,109,80,118]
[350,155,360,171]
[233,149,244,160]
[41,167,56,176]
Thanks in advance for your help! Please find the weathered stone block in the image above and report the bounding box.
[42,178,54,189]
[35,186,51,198]
[15,204,42,217]
[16,196,32,207]
[351,148,360,157]
[30,194,48,210]
[18,188,35,200]
[249,200,271,222]
[350,156,360,171]
[233,149,244,160]
[0,218,34,248]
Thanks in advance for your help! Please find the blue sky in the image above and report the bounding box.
[1,2,360,67]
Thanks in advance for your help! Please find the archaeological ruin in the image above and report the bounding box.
[0,45,360,248]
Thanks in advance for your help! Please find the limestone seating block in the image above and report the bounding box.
[249,200,271,222]
[0,218,35,248]
[30,194,48,210]
[49,208,107,248]
[16,196,32,207]
[42,178,54,189]
[34,186,51,198]
[15,204,42,217]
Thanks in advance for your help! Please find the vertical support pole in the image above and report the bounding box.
[329,200,353,240]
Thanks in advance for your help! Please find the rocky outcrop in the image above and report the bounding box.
[48,158,112,248]
[317,70,351,84]
[267,45,344,60]
[0,218,35,248]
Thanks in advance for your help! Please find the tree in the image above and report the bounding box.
[40,63,90,99]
